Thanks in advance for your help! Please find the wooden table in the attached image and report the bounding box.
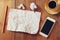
[0,0,60,40]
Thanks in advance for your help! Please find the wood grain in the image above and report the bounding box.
[0,0,14,40]
[0,0,60,40]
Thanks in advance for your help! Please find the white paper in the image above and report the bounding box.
[7,9,41,34]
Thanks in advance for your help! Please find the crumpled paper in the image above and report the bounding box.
[7,9,41,34]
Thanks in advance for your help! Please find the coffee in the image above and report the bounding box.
[48,1,56,9]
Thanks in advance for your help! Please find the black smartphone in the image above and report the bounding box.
[39,17,56,37]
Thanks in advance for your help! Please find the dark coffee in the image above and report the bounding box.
[48,1,56,9]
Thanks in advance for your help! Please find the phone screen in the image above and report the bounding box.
[41,19,54,35]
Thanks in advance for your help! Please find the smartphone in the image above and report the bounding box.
[39,17,56,38]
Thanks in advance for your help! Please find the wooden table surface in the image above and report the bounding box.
[0,0,60,40]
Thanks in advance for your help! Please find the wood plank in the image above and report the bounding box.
[14,0,60,40]
[0,0,14,40]
[15,0,60,40]
[15,0,26,40]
